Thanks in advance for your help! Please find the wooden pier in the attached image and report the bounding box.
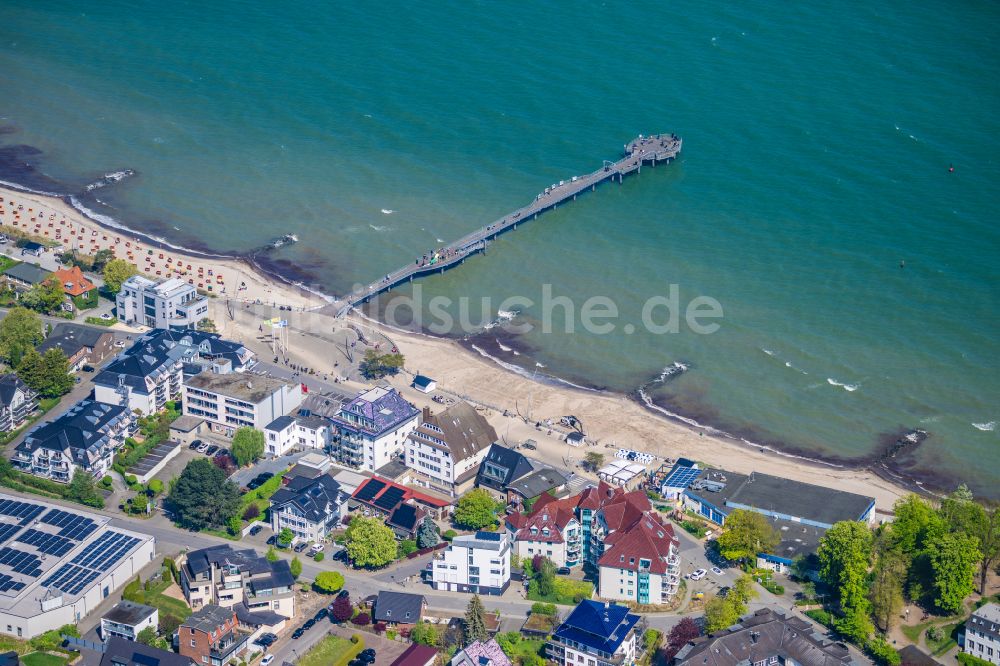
[333,133,681,316]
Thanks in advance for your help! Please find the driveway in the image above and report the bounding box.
[230,451,308,487]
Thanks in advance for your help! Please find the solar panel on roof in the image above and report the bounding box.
[663,465,701,490]
[0,524,22,546]
[17,529,75,557]
[73,531,140,572]
[0,547,42,577]
[40,510,97,539]
[374,486,405,510]
[0,500,44,525]
[355,479,386,502]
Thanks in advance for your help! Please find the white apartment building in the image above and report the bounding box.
[100,601,158,641]
[431,531,510,596]
[264,414,331,457]
[966,603,1000,666]
[546,600,639,666]
[268,474,346,543]
[93,345,183,416]
[181,545,295,620]
[405,403,496,497]
[329,386,419,472]
[183,373,302,438]
[116,275,209,329]
[508,502,582,569]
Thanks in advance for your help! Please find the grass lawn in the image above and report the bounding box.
[298,635,363,666]
[508,638,545,661]
[527,577,594,605]
[927,622,961,656]
[21,653,68,666]
[0,256,20,272]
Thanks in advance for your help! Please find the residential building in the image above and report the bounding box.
[507,496,582,568]
[965,603,1000,666]
[178,605,248,666]
[0,494,156,639]
[0,374,37,434]
[506,468,568,505]
[431,531,510,595]
[391,643,439,666]
[546,600,640,666]
[681,469,876,574]
[264,414,331,457]
[474,443,537,501]
[268,474,346,543]
[169,415,207,447]
[406,402,497,497]
[3,263,50,290]
[596,514,680,605]
[100,601,158,641]
[138,328,256,373]
[372,591,426,628]
[20,242,44,257]
[180,545,295,619]
[412,375,436,393]
[37,323,115,371]
[53,266,96,300]
[100,636,193,666]
[13,400,135,481]
[673,608,855,666]
[450,639,513,666]
[329,386,419,471]
[351,476,452,524]
[93,340,183,416]
[116,275,209,329]
[183,373,302,438]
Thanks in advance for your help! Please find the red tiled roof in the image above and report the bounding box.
[597,517,678,574]
[53,266,95,297]
[515,506,576,544]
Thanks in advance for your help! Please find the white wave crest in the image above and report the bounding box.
[495,339,512,352]
[827,378,859,392]
[368,224,388,232]
[972,421,996,432]
[380,209,395,215]
[84,169,135,192]
[761,348,776,356]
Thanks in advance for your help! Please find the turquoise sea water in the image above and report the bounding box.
[1,1,997,495]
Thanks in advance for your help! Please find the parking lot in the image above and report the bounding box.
[230,451,308,488]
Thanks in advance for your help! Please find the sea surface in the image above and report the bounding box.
[1,1,997,496]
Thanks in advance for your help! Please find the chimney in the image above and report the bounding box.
[422,406,431,421]
[750,631,759,644]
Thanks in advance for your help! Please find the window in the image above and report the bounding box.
[190,640,196,647]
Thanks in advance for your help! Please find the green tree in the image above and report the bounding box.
[196,318,217,333]
[313,571,345,593]
[818,521,874,643]
[278,527,294,546]
[939,486,1000,596]
[21,277,65,313]
[66,469,104,508]
[265,546,279,562]
[290,556,302,580]
[136,626,158,646]
[416,516,440,549]
[728,573,757,608]
[410,620,439,647]
[584,451,605,472]
[535,557,556,597]
[231,427,265,466]
[92,248,115,272]
[870,542,907,632]
[359,349,405,379]
[17,348,74,398]
[0,306,44,365]
[464,594,489,643]
[103,258,137,294]
[454,488,502,529]
[888,494,945,555]
[705,595,741,632]
[344,516,397,568]
[167,458,240,530]
[716,510,781,562]
[927,532,981,614]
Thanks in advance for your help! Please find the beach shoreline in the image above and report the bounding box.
[0,182,919,512]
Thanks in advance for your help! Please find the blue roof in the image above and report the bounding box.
[413,375,434,388]
[553,600,640,655]
[474,531,502,541]
[662,462,701,490]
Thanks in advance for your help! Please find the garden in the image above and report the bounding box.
[298,634,365,666]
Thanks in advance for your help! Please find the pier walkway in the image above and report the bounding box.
[330,133,681,316]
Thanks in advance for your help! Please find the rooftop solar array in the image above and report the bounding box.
[73,531,142,572]
[0,547,42,578]
[663,464,701,490]
[40,509,98,540]
[0,524,22,547]
[17,529,75,557]
[355,479,386,502]
[41,563,100,596]
[0,499,45,526]
[374,486,405,511]
[0,573,24,593]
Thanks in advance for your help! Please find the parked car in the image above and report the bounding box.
[314,608,328,621]
[266,535,277,546]
[690,568,707,581]
[260,655,274,666]
[556,567,572,576]
[522,442,537,450]
[246,478,264,491]
[711,566,723,576]
[249,525,263,537]
[99,313,114,320]
[188,440,202,450]
[291,628,304,639]
[196,441,210,453]
[81,364,95,372]
[303,618,315,630]
[359,649,377,664]
[336,589,350,600]
[293,542,308,553]
[308,543,324,555]
[204,444,219,456]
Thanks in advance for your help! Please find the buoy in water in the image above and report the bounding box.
[948,164,955,172]
[900,260,906,268]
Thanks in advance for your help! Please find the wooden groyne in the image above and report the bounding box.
[333,133,681,317]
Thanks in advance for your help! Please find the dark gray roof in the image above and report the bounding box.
[182,604,236,633]
[476,443,534,492]
[413,375,434,388]
[675,609,855,666]
[410,402,497,464]
[375,458,410,481]
[766,518,827,563]
[140,328,254,372]
[0,374,31,407]
[374,591,426,623]
[269,474,343,524]
[724,472,875,527]
[101,636,193,666]
[970,603,1000,643]
[18,399,128,464]
[3,262,51,285]
[94,336,181,393]
[897,646,942,666]
[506,468,568,499]
[38,323,110,357]
[298,391,348,419]
[387,502,422,534]
[234,603,285,627]
[330,386,419,438]
[295,414,329,430]
[103,600,157,626]
[247,559,295,593]
[185,544,273,579]
[266,415,295,431]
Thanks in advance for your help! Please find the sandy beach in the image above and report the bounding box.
[0,185,316,310]
[0,184,911,512]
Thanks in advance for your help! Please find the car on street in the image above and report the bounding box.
[711,566,724,576]
[314,608,328,621]
[308,543,324,555]
[359,648,377,664]
[204,444,219,456]
[246,478,263,491]
[260,655,274,666]
[557,567,572,576]
[337,589,350,599]
[196,441,210,453]
[690,568,707,581]
[303,618,315,630]
[291,628,304,639]
[522,442,537,450]
[249,525,263,536]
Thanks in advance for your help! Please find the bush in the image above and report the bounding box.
[804,609,834,628]
[958,654,996,666]
[352,613,371,626]
[243,504,261,521]
[399,539,417,557]
[100,475,113,488]
[865,636,901,666]
[314,571,345,593]
[443,529,457,541]
[531,602,557,616]
[314,552,325,562]
[350,634,362,644]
